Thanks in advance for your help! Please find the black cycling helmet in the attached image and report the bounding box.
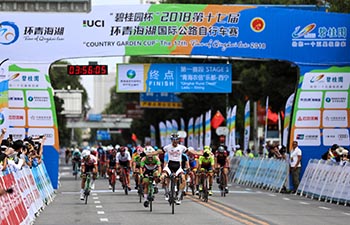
[170,133,179,141]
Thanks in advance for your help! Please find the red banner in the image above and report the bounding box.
[211,110,225,129]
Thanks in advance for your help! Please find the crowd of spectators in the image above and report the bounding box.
[321,144,349,165]
[0,128,46,174]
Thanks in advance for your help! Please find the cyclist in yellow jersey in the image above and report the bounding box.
[198,147,215,196]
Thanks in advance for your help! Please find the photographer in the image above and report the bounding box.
[0,187,13,196]
[0,128,8,172]
[23,135,45,168]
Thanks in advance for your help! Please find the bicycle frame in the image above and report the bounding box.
[120,166,129,195]
[110,168,116,192]
[147,175,155,212]
[219,167,227,197]
[84,172,92,204]
[199,171,209,202]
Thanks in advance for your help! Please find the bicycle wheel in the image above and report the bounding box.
[203,174,209,202]
[73,162,78,180]
[84,175,91,204]
[138,184,143,203]
[220,170,226,197]
[149,181,153,212]
[111,171,116,192]
[170,175,175,214]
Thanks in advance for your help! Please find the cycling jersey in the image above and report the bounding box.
[215,150,229,167]
[198,155,214,170]
[82,155,97,172]
[162,143,187,162]
[140,156,161,171]
[116,151,131,162]
[132,152,142,167]
[107,154,117,167]
[97,147,107,163]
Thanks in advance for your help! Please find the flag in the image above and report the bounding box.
[180,117,185,131]
[159,121,166,147]
[226,107,231,147]
[229,105,237,156]
[172,119,178,133]
[131,133,137,142]
[150,125,156,146]
[204,110,211,147]
[211,110,225,129]
[283,93,295,147]
[187,117,194,147]
[244,100,250,152]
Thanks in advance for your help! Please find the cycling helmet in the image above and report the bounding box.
[187,146,194,151]
[119,146,126,152]
[115,144,120,150]
[81,150,90,158]
[204,145,211,151]
[170,133,179,141]
[144,146,155,154]
[203,149,210,158]
[136,145,144,154]
[218,146,225,153]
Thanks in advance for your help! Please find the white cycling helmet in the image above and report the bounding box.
[115,144,120,150]
[81,150,90,158]
[144,146,155,154]
[187,146,194,151]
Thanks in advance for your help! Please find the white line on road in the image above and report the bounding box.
[97,211,105,215]
[94,201,101,204]
[268,194,276,197]
[343,212,350,216]
[61,166,71,171]
[318,206,331,210]
[100,218,109,222]
[92,193,98,196]
[299,202,310,205]
[93,197,99,200]
[96,205,103,208]
[283,198,290,201]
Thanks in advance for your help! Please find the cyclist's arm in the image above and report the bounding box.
[210,157,215,167]
[186,148,202,156]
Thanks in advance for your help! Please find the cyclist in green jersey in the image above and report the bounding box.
[140,146,161,208]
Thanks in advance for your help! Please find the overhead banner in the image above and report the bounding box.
[1,5,349,64]
[117,63,232,93]
[140,92,182,109]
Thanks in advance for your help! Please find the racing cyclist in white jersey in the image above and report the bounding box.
[116,146,132,191]
[147,133,201,205]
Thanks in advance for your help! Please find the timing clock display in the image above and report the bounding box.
[67,65,108,75]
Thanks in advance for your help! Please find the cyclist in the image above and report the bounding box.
[147,133,201,205]
[106,147,117,189]
[215,145,230,193]
[80,150,98,200]
[97,145,107,178]
[132,145,144,189]
[140,146,161,208]
[116,146,132,191]
[186,146,199,195]
[71,147,81,176]
[198,147,215,196]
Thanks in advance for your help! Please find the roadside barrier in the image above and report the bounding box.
[297,159,350,206]
[0,163,55,225]
[229,157,289,192]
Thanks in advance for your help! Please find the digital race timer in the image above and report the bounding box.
[67,65,108,75]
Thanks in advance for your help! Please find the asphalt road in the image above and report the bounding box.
[34,156,350,225]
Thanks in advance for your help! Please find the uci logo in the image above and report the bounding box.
[83,20,105,28]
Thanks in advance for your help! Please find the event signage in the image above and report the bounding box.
[117,63,232,93]
[140,92,183,109]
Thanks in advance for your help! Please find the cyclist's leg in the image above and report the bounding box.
[223,167,229,191]
[125,168,131,190]
[208,168,214,195]
[142,174,150,207]
[80,174,86,200]
[161,166,171,200]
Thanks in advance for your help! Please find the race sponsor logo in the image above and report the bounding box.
[295,110,320,127]
[27,128,55,145]
[294,129,320,146]
[83,20,105,28]
[0,21,19,45]
[26,90,51,108]
[297,91,322,108]
[8,90,25,108]
[8,109,26,126]
[301,72,350,90]
[117,64,145,92]
[323,129,350,146]
[23,25,65,43]
[250,17,265,32]
[28,109,53,126]
[322,110,348,127]
[324,91,348,109]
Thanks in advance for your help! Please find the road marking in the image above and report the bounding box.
[318,206,331,210]
[268,194,276,197]
[97,211,105,215]
[94,201,101,204]
[188,196,269,225]
[343,212,350,216]
[283,198,290,201]
[92,193,98,196]
[96,205,103,208]
[93,197,99,200]
[100,218,109,222]
[61,166,71,171]
[299,202,310,205]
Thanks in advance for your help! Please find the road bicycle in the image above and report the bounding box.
[146,175,155,212]
[120,166,130,195]
[83,172,92,204]
[167,172,181,214]
[217,167,227,197]
[72,159,80,180]
[198,170,209,202]
[186,169,196,196]
[109,167,117,192]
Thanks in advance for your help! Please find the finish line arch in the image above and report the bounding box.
[1,4,349,188]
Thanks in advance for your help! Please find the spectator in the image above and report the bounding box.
[336,147,349,166]
[246,149,254,158]
[321,144,339,162]
[268,145,283,159]
[234,145,243,157]
[290,141,302,193]
[0,187,13,196]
